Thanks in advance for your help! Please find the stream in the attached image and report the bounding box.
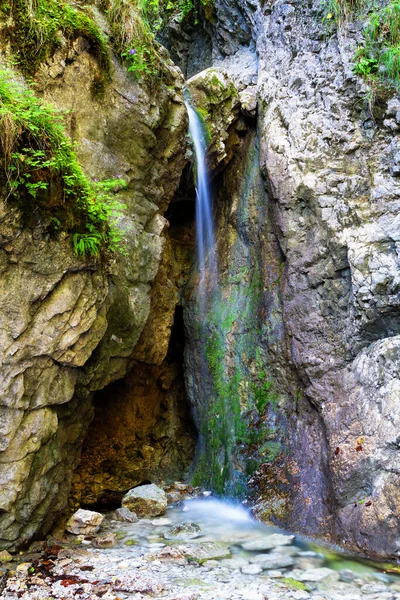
[3,496,400,600]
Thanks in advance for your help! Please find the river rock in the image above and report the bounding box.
[112,507,138,523]
[249,553,295,569]
[164,522,202,540]
[241,533,295,552]
[122,484,167,517]
[177,542,231,564]
[0,550,12,562]
[92,533,118,548]
[241,563,263,575]
[293,567,340,582]
[65,509,104,535]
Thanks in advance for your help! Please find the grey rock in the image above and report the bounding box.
[164,522,203,540]
[112,508,138,523]
[65,509,104,535]
[122,484,168,517]
[241,533,295,551]
[249,553,295,569]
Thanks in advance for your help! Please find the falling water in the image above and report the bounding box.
[185,99,218,315]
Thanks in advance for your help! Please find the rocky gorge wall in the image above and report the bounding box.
[0,10,195,549]
[177,0,400,561]
[1,0,400,563]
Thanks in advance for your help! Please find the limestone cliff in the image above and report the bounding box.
[177,0,400,560]
[0,6,190,549]
[1,0,400,563]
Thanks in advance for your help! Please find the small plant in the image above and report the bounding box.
[122,45,158,77]
[0,68,127,256]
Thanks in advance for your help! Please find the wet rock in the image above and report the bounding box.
[92,533,118,548]
[242,534,295,552]
[177,542,231,564]
[164,522,202,540]
[114,573,165,594]
[294,567,340,582]
[122,483,167,517]
[112,507,138,523]
[148,546,188,564]
[241,563,263,575]
[65,509,104,535]
[249,553,295,569]
[360,582,388,594]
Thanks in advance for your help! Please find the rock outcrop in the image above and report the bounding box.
[0,22,189,549]
[181,0,400,560]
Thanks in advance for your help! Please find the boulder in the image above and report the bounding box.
[122,484,167,517]
[65,509,104,535]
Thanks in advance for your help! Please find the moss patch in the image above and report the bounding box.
[4,0,110,79]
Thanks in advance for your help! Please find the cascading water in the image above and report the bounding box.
[185,99,218,315]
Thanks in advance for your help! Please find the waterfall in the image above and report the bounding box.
[185,100,218,315]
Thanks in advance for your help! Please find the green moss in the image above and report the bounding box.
[0,68,126,255]
[281,578,308,591]
[5,0,111,80]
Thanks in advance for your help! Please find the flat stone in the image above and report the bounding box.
[177,542,231,564]
[249,552,295,569]
[242,533,295,552]
[122,484,167,517]
[295,567,340,582]
[164,522,202,540]
[360,582,388,594]
[65,509,104,535]
[241,563,263,575]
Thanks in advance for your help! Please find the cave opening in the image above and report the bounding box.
[71,305,198,512]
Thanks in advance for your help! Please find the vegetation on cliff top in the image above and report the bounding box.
[323,0,400,90]
[0,69,126,255]
[1,0,111,79]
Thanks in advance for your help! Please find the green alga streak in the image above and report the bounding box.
[192,136,282,495]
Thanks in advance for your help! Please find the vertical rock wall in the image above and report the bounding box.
[179,0,400,559]
[0,29,189,549]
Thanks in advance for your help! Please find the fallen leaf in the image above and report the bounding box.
[356,445,362,452]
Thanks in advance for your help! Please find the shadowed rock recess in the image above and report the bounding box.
[1,0,400,562]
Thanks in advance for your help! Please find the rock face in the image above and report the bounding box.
[122,483,168,517]
[0,18,189,549]
[181,0,400,560]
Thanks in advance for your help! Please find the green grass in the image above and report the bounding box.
[322,0,400,89]
[0,68,126,256]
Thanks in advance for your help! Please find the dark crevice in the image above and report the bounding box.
[70,307,197,511]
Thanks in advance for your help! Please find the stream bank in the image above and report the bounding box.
[2,497,400,600]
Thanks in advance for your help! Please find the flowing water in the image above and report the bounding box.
[185,99,218,317]
[5,497,399,599]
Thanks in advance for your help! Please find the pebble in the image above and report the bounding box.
[241,564,263,575]
[1,500,397,600]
